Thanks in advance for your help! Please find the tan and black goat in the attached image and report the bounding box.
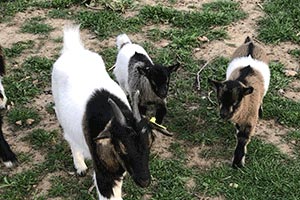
[210,37,270,168]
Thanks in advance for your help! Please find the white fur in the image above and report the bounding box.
[0,78,7,109]
[4,161,13,168]
[113,34,153,94]
[226,56,270,95]
[52,25,129,199]
[93,172,124,200]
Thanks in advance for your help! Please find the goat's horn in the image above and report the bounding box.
[108,98,126,126]
[132,90,141,122]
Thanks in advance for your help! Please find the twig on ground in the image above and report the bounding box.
[207,90,216,105]
[85,3,102,10]
[195,56,218,91]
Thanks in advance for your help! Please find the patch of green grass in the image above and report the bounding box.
[0,0,30,21]
[21,17,54,35]
[123,157,196,200]
[3,40,35,58]
[99,47,118,70]
[31,0,82,9]
[76,10,142,39]
[7,106,40,128]
[48,9,72,19]
[196,139,300,199]
[23,129,58,149]
[258,0,300,43]
[288,49,300,59]
[138,2,245,49]
[96,0,134,12]
[4,56,53,104]
[48,175,94,199]
[0,169,40,200]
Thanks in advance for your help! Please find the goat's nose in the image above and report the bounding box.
[138,178,150,188]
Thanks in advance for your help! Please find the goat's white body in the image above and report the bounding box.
[113,34,153,94]
[52,26,129,199]
[226,56,270,95]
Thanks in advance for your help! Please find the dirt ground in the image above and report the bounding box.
[0,0,299,198]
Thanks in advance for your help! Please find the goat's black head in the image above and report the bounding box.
[94,91,154,188]
[210,79,253,120]
[132,52,180,99]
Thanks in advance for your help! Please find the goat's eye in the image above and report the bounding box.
[118,142,127,154]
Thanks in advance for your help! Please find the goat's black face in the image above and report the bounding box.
[112,117,154,188]
[138,63,180,99]
[210,80,253,120]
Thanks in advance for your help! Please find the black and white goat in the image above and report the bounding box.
[210,37,270,168]
[0,45,17,168]
[113,34,179,124]
[52,25,171,199]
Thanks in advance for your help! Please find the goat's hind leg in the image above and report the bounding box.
[232,124,252,168]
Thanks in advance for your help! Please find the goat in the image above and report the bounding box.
[113,34,180,124]
[52,25,171,199]
[210,36,270,168]
[0,45,17,168]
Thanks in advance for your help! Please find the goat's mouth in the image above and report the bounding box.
[133,176,151,188]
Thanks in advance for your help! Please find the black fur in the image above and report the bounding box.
[232,125,251,168]
[0,116,17,165]
[236,65,255,85]
[244,36,251,43]
[134,53,171,99]
[0,47,6,76]
[84,89,152,198]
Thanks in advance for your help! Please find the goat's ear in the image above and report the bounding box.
[168,63,180,73]
[209,79,223,90]
[94,121,119,172]
[137,66,150,76]
[108,98,126,126]
[242,86,254,96]
[94,120,112,141]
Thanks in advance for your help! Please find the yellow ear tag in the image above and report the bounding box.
[150,117,167,130]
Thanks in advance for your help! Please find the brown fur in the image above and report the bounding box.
[231,39,269,64]
[229,68,265,135]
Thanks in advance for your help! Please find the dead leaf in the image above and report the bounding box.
[229,183,238,188]
[15,120,22,126]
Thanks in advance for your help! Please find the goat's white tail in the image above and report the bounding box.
[62,25,84,53]
[116,33,132,50]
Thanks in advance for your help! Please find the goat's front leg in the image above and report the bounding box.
[155,103,166,124]
[232,124,252,168]
[0,124,17,168]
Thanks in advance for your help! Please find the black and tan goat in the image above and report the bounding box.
[210,37,270,168]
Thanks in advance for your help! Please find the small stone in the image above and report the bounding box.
[26,118,35,125]
[15,120,22,126]
[229,183,238,188]
[285,70,297,77]
[197,36,209,42]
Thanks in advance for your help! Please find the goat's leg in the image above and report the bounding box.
[155,104,166,124]
[232,124,252,168]
[68,141,88,176]
[0,126,17,168]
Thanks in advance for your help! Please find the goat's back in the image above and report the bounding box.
[114,43,152,93]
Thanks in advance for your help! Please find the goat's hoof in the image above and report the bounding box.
[76,169,87,177]
[232,162,244,169]
[3,159,18,168]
